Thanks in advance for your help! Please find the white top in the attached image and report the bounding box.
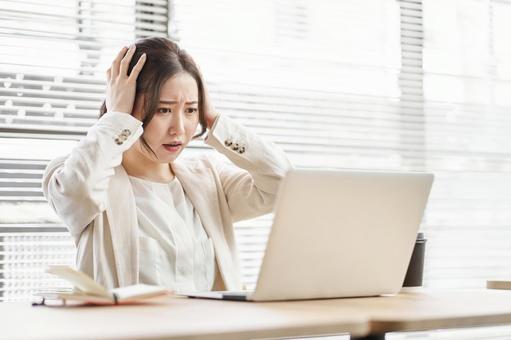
[129,175,216,292]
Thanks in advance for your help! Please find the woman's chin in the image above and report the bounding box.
[156,150,183,163]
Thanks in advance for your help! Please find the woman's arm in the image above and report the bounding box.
[205,114,293,222]
[42,45,146,239]
[42,113,142,238]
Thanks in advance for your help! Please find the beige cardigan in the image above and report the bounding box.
[42,112,292,290]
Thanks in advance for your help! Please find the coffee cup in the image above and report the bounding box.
[402,232,426,287]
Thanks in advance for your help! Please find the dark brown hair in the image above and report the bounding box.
[99,37,207,155]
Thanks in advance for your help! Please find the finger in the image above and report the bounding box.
[119,45,136,78]
[111,46,128,79]
[106,67,112,82]
[128,53,147,81]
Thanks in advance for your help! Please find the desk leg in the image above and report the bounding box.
[351,334,385,340]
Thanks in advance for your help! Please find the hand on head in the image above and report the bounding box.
[202,81,219,129]
[105,45,146,114]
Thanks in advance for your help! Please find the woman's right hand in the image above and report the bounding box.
[105,45,146,114]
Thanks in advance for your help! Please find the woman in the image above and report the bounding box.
[42,37,292,292]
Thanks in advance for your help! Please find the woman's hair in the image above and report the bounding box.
[99,37,208,155]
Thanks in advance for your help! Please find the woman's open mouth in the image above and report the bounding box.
[163,142,182,153]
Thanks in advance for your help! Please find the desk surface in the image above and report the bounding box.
[345,288,511,334]
[4,295,368,340]
[5,288,511,340]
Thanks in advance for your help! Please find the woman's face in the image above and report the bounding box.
[135,72,200,164]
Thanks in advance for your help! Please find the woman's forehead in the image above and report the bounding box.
[160,72,198,101]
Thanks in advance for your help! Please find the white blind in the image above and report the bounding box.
[2,0,511,313]
[172,0,511,292]
[421,0,511,288]
[0,0,168,301]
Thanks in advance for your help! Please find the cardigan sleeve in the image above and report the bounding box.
[204,114,293,222]
[42,112,143,238]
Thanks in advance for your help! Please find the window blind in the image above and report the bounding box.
[1,1,511,325]
[172,0,511,294]
[0,0,169,301]
[421,0,511,288]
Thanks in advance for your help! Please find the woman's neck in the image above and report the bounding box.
[122,145,175,183]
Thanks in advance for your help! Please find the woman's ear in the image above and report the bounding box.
[132,94,145,120]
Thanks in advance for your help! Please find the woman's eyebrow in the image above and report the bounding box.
[159,100,198,105]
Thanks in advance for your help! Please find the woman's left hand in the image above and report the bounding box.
[203,81,219,129]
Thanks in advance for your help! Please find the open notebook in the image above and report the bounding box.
[36,265,171,305]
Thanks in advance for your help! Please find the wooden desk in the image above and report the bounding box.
[3,296,368,340]
[352,288,511,339]
[4,289,511,340]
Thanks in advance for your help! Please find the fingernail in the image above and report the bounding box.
[130,44,136,50]
[141,53,146,58]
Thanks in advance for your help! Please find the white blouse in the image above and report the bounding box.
[129,175,216,292]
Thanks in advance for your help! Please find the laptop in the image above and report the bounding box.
[182,169,434,302]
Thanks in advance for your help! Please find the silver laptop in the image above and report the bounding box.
[183,169,434,302]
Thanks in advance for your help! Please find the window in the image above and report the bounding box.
[421,0,511,288]
[1,1,511,317]
[0,0,168,301]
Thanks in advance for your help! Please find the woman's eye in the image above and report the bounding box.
[157,108,171,114]
[185,108,198,115]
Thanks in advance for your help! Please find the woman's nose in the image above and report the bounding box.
[168,111,185,135]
